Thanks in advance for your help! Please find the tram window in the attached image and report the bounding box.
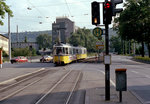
[53,47,56,55]
[76,49,78,54]
[63,47,65,53]
[73,49,76,54]
[56,47,63,55]
[69,48,71,54]
[71,48,73,54]
[65,48,68,54]
[79,49,82,54]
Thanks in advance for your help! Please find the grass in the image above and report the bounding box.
[3,57,9,63]
[134,56,150,61]
[87,52,97,57]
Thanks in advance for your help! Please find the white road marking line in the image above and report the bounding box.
[98,70,116,87]
[131,71,150,79]
[145,75,150,79]
[145,101,150,104]
[131,71,139,74]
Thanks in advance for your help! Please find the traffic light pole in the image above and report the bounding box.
[105,23,110,100]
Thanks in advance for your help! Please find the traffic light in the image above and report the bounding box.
[91,1,100,25]
[112,0,123,16]
[103,1,112,24]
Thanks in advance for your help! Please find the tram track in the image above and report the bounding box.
[34,70,82,104]
[0,64,83,104]
[0,66,69,102]
[0,69,58,102]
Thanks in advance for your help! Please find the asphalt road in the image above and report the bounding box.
[0,55,150,104]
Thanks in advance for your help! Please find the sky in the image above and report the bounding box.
[0,0,124,33]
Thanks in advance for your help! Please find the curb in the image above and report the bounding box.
[129,90,144,104]
[0,68,45,85]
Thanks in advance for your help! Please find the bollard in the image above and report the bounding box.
[115,68,127,102]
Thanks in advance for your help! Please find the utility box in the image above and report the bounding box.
[115,69,127,91]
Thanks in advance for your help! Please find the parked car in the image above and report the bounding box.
[40,55,53,62]
[11,56,28,64]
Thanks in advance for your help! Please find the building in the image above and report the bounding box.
[0,34,9,54]
[52,17,75,45]
[11,42,39,51]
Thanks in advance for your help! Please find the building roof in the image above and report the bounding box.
[0,34,8,39]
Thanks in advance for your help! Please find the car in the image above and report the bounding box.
[11,56,28,64]
[40,55,53,62]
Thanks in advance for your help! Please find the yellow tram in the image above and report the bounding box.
[53,43,87,65]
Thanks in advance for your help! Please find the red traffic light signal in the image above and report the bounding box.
[103,1,112,24]
[105,2,111,9]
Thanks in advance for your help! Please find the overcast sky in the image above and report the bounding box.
[0,0,124,33]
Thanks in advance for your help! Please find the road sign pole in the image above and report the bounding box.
[105,23,110,100]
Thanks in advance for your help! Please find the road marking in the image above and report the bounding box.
[145,75,150,79]
[131,71,150,79]
[131,71,139,74]
[145,101,150,104]
[99,70,116,87]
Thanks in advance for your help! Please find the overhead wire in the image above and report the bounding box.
[34,0,91,7]
[27,0,45,17]
[64,0,72,17]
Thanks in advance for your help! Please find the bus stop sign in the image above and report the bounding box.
[92,27,103,38]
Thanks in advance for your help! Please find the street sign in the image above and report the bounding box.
[96,41,104,49]
[96,45,104,49]
[96,41,104,45]
[93,27,103,38]
[104,55,111,64]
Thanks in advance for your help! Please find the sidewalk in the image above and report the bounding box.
[85,86,142,104]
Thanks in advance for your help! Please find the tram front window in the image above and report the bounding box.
[56,47,63,55]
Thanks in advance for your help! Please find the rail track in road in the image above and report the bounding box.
[0,68,57,101]
[0,66,83,104]
[35,70,82,104]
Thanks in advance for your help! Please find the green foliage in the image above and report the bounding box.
[24,36,27,43]
[31,48,36,56]
[110,35,122,54]
[0,47,8,57]
[36,34,52,49]
[0,0,13,25]
[2,50,8,57]
[69,28,102,52]
[12,48,30,57]
[134,56,150,61]
[114,0,150,56]
[12,48,37,57]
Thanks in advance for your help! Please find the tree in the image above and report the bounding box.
[0,0,13,25]
[110,35,122,54]
[24,36,27,43]
[69,28,101,52]
[36,34,52,49]
[114,0,150,57]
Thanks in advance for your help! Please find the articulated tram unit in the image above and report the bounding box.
[53,43,87,65]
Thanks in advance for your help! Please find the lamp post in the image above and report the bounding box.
[8,14,11,61]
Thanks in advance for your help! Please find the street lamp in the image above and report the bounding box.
[8,14,11,61]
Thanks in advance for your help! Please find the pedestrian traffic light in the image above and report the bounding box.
[103,1,112,24]
[112,0,123,16]
[91,1,100,25]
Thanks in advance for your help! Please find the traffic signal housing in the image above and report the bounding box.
[103,1,112,24]
[91,1,100,25]
[112,0,123,16]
